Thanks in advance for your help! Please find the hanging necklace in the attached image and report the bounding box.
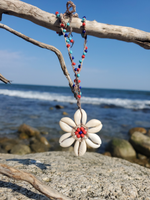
[55,1,102,156]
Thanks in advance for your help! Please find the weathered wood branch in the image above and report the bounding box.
[0,23,73,88]
[0,163,71,200]
[0,0,150,49]
[0,73,10,84]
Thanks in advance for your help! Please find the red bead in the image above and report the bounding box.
[55,11,59,15]
[56,32,59,34]
[83,130,87,134]
[80,127,84,131]
[81,134,84,138]
[78,80,81,83]
[78,95,81,98]
[72,62,76,65]
[61,23,65,27]
[77,134,80,138]
[67,44,70,48]
[82,55,85,58]
[75,131,78,135]
[82,23,86,26]
[77,68,80,71]
[74,79,76,82]
[77,128,80,132]
[70,39,74,43]
[85,46,88,50]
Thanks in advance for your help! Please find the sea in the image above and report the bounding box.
[0,83,150,153]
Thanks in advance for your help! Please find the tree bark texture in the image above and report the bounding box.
[0,0,150,49]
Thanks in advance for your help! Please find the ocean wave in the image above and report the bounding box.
[0,89,150,110]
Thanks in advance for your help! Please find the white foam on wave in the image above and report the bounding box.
[0,89,150,110]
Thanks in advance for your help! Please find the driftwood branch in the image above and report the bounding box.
[0,163,71,200]
[0,0,150,49]
[0,73,10,84]
[0,23,73,88]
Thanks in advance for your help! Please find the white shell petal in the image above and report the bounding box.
[88,133,102,146]
[74,140,79,156]
[86,138,101,148]
[59,121,72,132]
[60,117,76,127]
[88,124,103,133]
[74,109,87,125]
[59,133,75,147]
[79,140,87,156]
[59,133,71,143]
[86,119,101,128]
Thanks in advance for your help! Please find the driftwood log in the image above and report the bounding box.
[0,0,150,49]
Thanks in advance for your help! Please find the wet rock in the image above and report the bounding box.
[107,138,136,159]
[1,139,18,152]
[55,105,64,109]
[10,144,31,155]
[137,153,147,160]
[19,132,29,140]
[62,111,68,115]
[18,124,40,137]
[30,139,49,153]
[129,127,147,136]
[39,137,50,147]
[130,132,150,156]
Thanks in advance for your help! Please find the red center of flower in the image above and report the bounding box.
[75,127,87,138]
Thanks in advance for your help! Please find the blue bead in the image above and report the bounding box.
[66,39,70,43]
[79,86,81,89]
[59,32,63,36]
[73,84,75,87]
[82,18,85,22]
[85,50,88,53]
[80,92,82,95]
[82,30,86,33]
[78,65,81,68]
[57,14,60,17]
[79,131,82,134]
[69,37,72,40]
[72,56,74,60]
[64,33,68,37]
[77,74,80,77]
[70,50,73,54]
[81,33,84,38]
[79,60,82,63]
[63,29,66,32]
[67,23,70,26]
[83,52,86,55]
[75,68,77,71]
[83,16,86,19]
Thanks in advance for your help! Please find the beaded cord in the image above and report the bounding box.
[55,1,88,124]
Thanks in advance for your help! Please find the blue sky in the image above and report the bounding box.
[0,0,150,90]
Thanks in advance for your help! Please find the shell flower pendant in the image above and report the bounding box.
[59,109,102,156]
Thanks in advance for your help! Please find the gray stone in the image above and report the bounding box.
[0,152,150,199]
[107,138,136,159]
[129,127,147,135]
[18,124,40,137]
[130,131,150,156]
[10,144,31,155]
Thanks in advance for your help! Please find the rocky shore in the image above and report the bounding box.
[0,123,150,169]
